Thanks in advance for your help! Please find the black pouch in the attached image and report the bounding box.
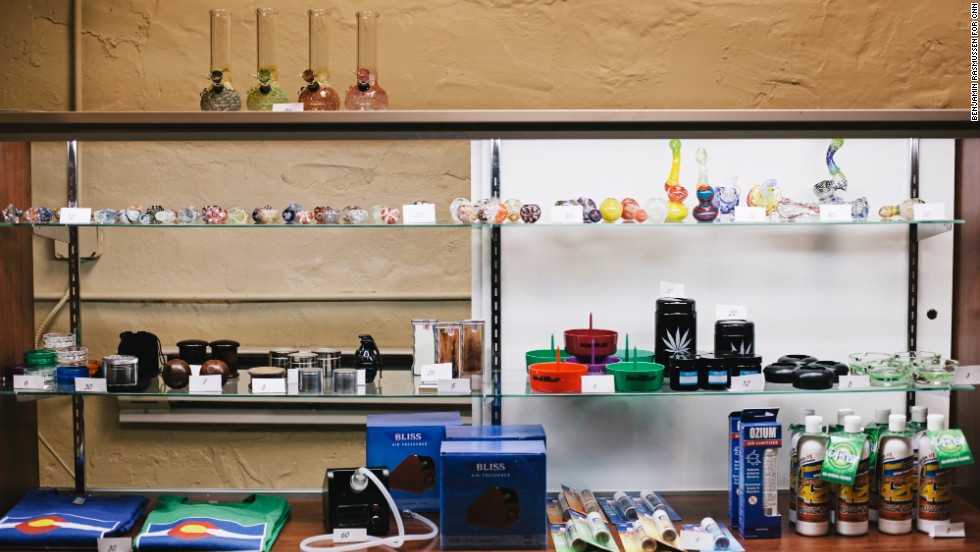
[116,331,164,391]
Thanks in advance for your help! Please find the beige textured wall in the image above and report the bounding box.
[1,0,968,489]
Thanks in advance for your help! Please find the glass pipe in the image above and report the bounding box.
[712,177,740,223]
[691,147,718,222]
[663,139,688,222]
[299,9,340,110]
[880,198,924,220]
[747,178,781,217]
[247,8,289,111]
[813,138,847,204]
[775,197,820,222]
[345,11,389,110]
[200,9,241,111]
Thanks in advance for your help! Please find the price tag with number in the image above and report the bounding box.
[929,521,965,538]
[59,207,92,224]
[75,378,108,393]
[678,530,715,551]
[913,203,945,221]
[252,379,286,394]
[333,528,368,543]
[660,281,686,298]
[715,304,747,321]
[734,206,767,223]
[550,205,583,224]
[838,375,871,389]
[402,203,436,225]
[421,363,453,383]
[581,375,615,393]
[356,369,367,386]
[819,204,851,222]
[438,378,471,394]
[13,375,45,391]
[98,537,133,552]
[189,375,223,393]
[954,365,980,385]
[271,102,304,112]
[729,374,765,392]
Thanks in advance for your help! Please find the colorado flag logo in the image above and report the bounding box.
[0,513,120,536]
[136,517,266,551]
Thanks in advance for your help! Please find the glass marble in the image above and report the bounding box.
[296,209,315,224]
[372,204,400,224]
[155,209,177,224]
[503,199,522,223]
[519,203,541,223]
[313,205,338,224]
[3,204,22,223]
[95,208,117,224]
[342,205,368,225]
[599,198,623,223]
[227,207,249,225]
[202,205,227,225]
[178,206,200,224]
[663,139,688,222]
[122,205,142,224]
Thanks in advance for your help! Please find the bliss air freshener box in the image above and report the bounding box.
[365,411,463,511]
[444,424,546,446]
[440,440,546,550]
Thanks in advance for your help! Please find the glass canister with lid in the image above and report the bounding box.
[24,349,57,390]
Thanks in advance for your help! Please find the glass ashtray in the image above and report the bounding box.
[912,358,959,387]
[867,358,910,387]
[847,352,891,376]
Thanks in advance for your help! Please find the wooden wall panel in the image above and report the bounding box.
[0,142,38,512]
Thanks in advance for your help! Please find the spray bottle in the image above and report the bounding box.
[834,415,871,536]
[917,413,952,533]
[878,414,913,535]
[909,406,928,519]
[796,415,830,536]
[789,408,815,524]
[867,407,890,523]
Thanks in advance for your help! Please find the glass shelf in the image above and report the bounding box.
[0,219,965,229]
[496,380,974,398]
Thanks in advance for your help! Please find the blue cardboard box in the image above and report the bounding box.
[728,411,741,530]
[444,424,546,446]
[736,408,782,539]
[365,411,463,511]
[440,440,547,550]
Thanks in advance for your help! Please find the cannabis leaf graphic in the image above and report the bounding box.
[662,328,692,355]
[730,340,753,355]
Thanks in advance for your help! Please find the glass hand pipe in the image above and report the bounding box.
[691,147,718,223]
[747,178,781,217]
[345,11,389,110]
[298,9,340,110]
[775,197,820,222]
[712,177,740,223]
[247,8,289,111]
[879,197,924,220]
[813,138,847,204]
[200,9,241,111]
[663,139,688,222]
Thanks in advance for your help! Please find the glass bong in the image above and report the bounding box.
[298,9,340,110]
[344,11,389,110]
[200,9,241,111]
[663,139,688,222]
[247,8,289,111]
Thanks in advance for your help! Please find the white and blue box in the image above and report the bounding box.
[440,440,547,550]
[735,408,782,539]
[444,424,546,446]
[366,411,463,511]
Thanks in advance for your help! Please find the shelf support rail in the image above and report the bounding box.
[490,139,502,425]
[66,140,85,493]
[907,137,920,417]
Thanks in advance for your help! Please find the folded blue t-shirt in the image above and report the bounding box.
[0,489,148,547]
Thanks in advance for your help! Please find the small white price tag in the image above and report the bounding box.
[287,369,299,385]
[333,528,368,543]
[838,375,871,389]
[438,378,471,394]
[929,521,965,538]
[271,102,304,112]
[98,537,133,552]
[190,364,202,376]
[75,378,107,393]
[189,375,223,393]
[252,379,286,394]
[715,304,748,321]
[659,281,686,298]
[550,205,583,224]
[421,363,453,382]
[678,530,714,551]
[59,207,92,224]
[729,374,765,392]
[356,369,367,386]
[581,375,615,393]
[954,365,980,385]
[913,203,945,221]
[734,206,767,222]
[13,375,45,390]
[819,204,851,222]
[402,203,437,225]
